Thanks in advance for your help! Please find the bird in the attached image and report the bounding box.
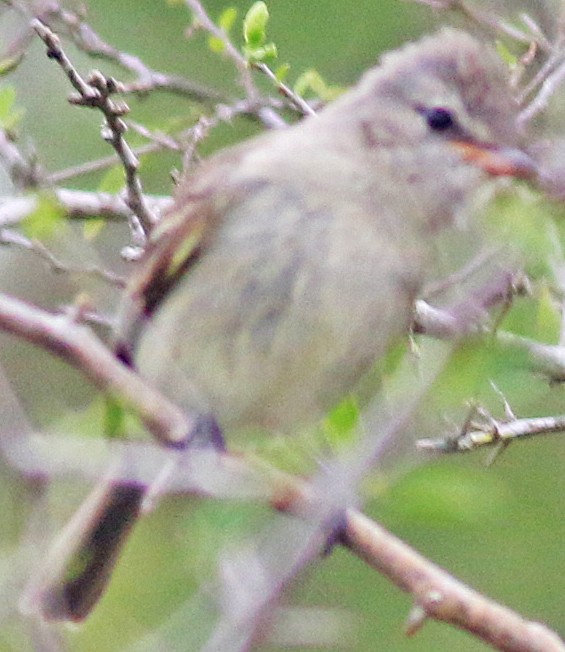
[27,27,536,622]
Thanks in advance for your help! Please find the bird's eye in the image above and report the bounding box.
[419,106,456,132]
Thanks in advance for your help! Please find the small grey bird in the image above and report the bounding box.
[29,28,535,621]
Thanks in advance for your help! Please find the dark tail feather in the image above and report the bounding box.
[22,480,145,621]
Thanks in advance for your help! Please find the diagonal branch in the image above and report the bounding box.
[0,291,190,445]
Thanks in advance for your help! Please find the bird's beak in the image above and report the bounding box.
[451,140,537,180]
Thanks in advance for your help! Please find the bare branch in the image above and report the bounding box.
[0,189,172,227]
[408,0,536,45]
[343,510,565,652]
[497,329,565,381]
[52,2,287,128]
[0,127,42,189]
[417,408,565,453]
[0,228,126,287]
[32,19,157,241]
[519,57,565,126]
[51,6,230,104]
[0,291,191,445]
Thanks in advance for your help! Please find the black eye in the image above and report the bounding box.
[420,106,455,131]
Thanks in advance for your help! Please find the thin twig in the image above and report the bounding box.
[409,0,535,44]
[53,3,287,128]
[46,144,171,185]
[184,0,255,98]
[417,411,565,452]
[0,228,126,287]
[32,19,157,241]
[253,62,317,117]
[0,189,172,227]
[519,57,565,125]
[47,95,286,186]
[0,127,41,189]
[53,6,230,103]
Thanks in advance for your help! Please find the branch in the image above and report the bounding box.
[0,228,125,287]
[408,0,544,46]
[184,0,255,97]
[15,426,564,651]
[519,57,565,126]
[46,94,281,185]
[343,510,565,652]
[417,407,565,453]
[32,19,157,241]
[183,0,286,129]
[0,291,190,446]
[0,188,172,226]
[252,62,317,117]
[50,5,230,104]
[0,127,42,189]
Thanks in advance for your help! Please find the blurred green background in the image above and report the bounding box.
[0,1,564,651]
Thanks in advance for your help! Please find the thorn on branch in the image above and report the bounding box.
[405,604,428,636]
[405,591,443,636]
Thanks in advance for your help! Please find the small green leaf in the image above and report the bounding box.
[20,193,65,240]
[0,85,24,130]
[243,42,277,63]
[243,1,269,48]
[219,6,238,32]
[208,36,226,53]
[294,69,343,102]
[323,396,360,448]
[104,396,127,440]
[274,63,290,82]
[495,40,518,67]
[534,283,561,343]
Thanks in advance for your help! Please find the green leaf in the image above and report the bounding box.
[274,63,290,82]
[219,6,238,32]
[243,1,269,48]
[207,6,237,52]
[242,1,277,63]
[0,85,24,130]
[104,396,127,440]
[294,69,343,102]
[20,193,65,240]
[208,36,226,54]
[243,42,277,63]
[534,283,561,343]
[323,396,360,448]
